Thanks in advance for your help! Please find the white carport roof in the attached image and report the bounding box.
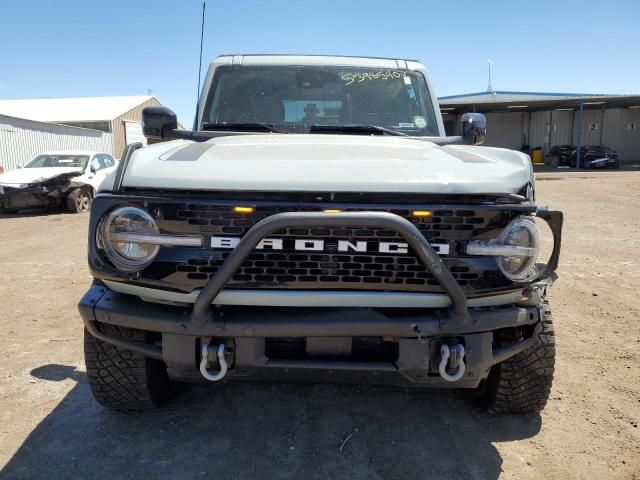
[438,91,613,105]
[438,91,640,112]
[0,95,155,123]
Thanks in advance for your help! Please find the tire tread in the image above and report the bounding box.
[84,324,171,413]
[484,301,555,414]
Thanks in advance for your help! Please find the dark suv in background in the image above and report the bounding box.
[570,146,620,169]
[546,144,620,169]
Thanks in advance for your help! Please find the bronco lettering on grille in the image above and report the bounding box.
[210,236,450,255]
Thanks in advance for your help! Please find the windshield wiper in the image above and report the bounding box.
[201,122,288,133]
[308,125,408,136]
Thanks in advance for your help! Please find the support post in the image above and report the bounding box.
[576,100,584,169]
[548,110,553,152]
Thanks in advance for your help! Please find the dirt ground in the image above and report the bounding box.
[0,170,639,480]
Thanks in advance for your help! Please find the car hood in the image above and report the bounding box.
[119,135,533,194]
[0,167,83,186]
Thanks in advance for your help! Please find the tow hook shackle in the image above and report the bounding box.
[200,343,228,382]
[438,343,466,382]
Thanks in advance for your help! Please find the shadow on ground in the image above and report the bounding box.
[0,207,71,219]
[1,364,541,480]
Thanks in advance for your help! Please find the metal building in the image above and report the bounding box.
[0,114,112,171]
[0,95,162,159]
[438,92,640,162]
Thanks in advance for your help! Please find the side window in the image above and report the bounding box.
[90,155,103,172]
[102,155,115,168]
[94,154,114,170]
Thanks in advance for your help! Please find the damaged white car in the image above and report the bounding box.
[0,150,117,214]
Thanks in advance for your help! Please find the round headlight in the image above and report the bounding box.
[497,217,539,281]
[99,206,160,271]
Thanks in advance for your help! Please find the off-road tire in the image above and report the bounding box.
[84,324,173,413]
[67,187,92,213]
[475,302,555,414]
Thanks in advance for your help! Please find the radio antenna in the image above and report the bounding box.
[194,1,206,127]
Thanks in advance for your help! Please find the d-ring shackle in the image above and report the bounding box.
[200,343,228,382]
[438,344,466,382]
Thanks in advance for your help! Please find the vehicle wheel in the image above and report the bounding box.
[67,187,92,213]
[84,324,174,413]
[473,301,555,413]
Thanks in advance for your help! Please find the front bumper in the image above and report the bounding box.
[79,282,544,388]
[585,157,618,168]
[0,184,59,210]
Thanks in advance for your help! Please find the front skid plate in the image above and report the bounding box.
[163,333,495,388]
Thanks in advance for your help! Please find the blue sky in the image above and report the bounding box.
[1,0,638,125]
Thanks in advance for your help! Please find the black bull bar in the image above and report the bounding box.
[81,210,563,361]
[192,211,470,325]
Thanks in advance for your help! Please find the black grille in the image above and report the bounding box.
[174,251,482,290]
[174,204,490,243]
[145,201,520,294]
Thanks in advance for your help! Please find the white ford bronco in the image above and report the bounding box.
[79,55,562,413]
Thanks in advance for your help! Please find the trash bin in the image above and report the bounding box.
[548,156,559,168]
[531,149,544,164]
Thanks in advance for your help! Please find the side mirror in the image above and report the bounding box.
[142,106,178,140]
[460,113,486,145]
[90,159,100,172]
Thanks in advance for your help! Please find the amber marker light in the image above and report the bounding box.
[412,210,432,217]
[233,206,254,214]
[323,209,342,213]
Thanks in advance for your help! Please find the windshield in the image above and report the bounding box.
[25,154,89,169]
[583,146,611,153]
[202,66,439,136]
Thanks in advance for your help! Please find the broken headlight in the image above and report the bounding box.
[467,217,539,282]
[98,206,160,271]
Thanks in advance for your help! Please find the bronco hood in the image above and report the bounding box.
[0,167,83,186]
[119,134,533,194]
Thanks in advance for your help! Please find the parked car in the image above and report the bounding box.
[0,150,118,213]
[570,145,620,169]
[545,145,576,167]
